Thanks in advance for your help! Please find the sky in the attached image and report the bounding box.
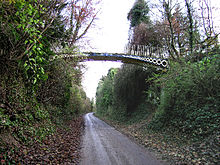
[81,0,134,100]
[81,0,220,100]
[85,0,134,53]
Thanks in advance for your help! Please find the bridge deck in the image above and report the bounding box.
[60,52,168,68]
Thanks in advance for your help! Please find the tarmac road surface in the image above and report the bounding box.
[80,113,164,165]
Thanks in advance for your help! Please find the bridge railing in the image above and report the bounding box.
[124,44,169,59]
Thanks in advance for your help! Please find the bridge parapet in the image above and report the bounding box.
[124,44,169,59]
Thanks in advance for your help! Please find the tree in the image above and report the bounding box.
[146,0,200,60]
[198,0,219,50]
[96,68,118,116]
[113,64,154,115]
[67,0,100,47]
[162,0,182,59]
[0,0,69,87]
[127,0,150,28]
[129,22,166,47]
[127,0,156,54]
[157,0,218,60]
[185,0,194,54]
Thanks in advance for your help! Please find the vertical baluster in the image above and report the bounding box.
[139,45,141,56]
[144,46,146,56]
[157,46,159,58]
[152,47,154,57]
[147,46,149,57]
[134,45,136,55]
[148,47,150,57]
[158,47,161,58]
[135,45,138,55]
[132,45,135,55]
[129,44,131,54]
[159,46,161,58]
[162,47,166,58]
[150,47,152,57]
[131,44,133,55]
[136,45,138,56]
[128,44,131,55]
[140,45,143,56]
[146,47,148,57]
[152,47,156,58]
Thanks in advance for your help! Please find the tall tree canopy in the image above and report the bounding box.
[127,0,150,28]
[67,0,100,47]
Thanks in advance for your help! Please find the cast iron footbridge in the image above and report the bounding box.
[55,44,169,68]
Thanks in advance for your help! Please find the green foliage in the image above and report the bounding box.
[125,101,153,125]
[96,68,118,117]
[0,0,92,162]
[1,1,48,88]
[0,58,89,146]
[36,59,72,108]
[0,108,12,127]
[0,0,69,92]
[0,0,91,153]
[65,85,90,117]
[96,64,159,122]
[149,55,220,137]
[36,58,91,122]
[113,64,158,115]
[96,54,219,139]
[127,0,150,27]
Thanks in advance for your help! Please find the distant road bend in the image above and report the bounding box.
[80,113,164,165]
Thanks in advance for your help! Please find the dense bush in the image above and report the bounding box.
[149,54,220,137]
[96,64,159,121]
[0,0,91,149]
[36,58,91,123]
[0,57,91,145]
[96,68,118,116]
[113,64,159,117]
[96,53,219,139]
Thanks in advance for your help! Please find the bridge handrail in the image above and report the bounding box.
[124,44,169,59]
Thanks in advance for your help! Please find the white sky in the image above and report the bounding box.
[85,0,134,53]
[81,0,134,100]
[81,0,220,100]
[81,61,122,100]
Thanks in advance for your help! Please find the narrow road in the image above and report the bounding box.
[80,113,164,165]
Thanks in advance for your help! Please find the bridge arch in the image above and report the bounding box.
[55,44,169,68]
